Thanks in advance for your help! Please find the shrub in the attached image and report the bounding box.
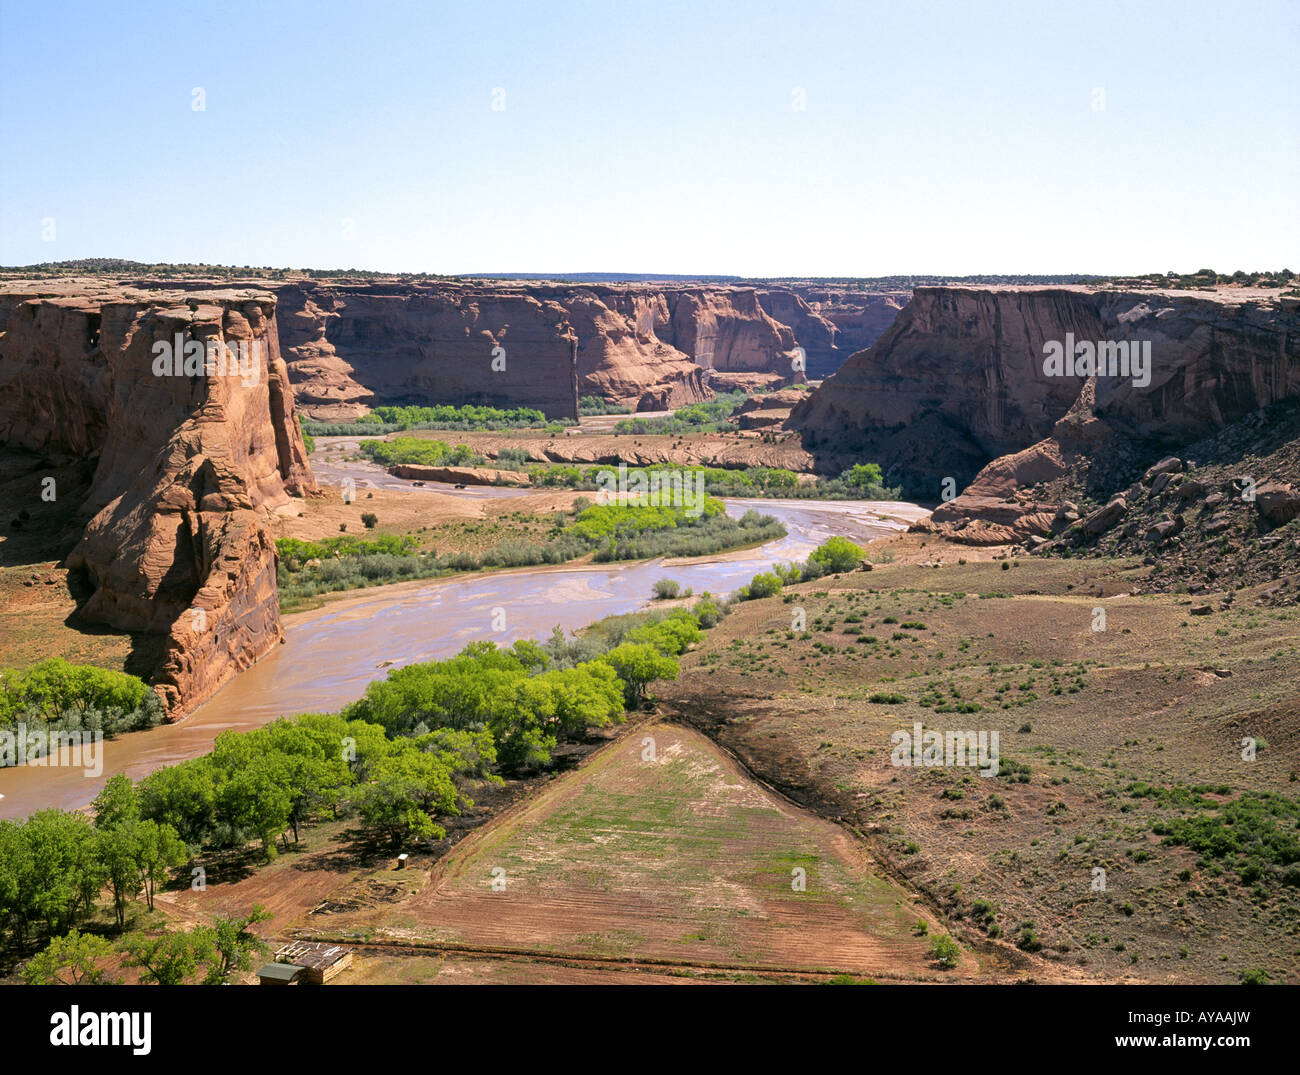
[809,536,865,574]
[929,934,960,968]
[652,578,682,600]
[740,572,783,600]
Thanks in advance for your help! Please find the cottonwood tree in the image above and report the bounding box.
[211,905,271,978]
[92,774,139,830]
[134,819,188,910]
[95,822,141,928]
[122,927,221,985]
[599,643,679,708]
[22,929,116,985]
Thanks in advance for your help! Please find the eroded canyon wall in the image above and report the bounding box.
[276,281,829,421]
[758,287,911,379]
[788,287,1103,492]
[789,285,1300,541]
[276,282,582,422]
[0,281,317,716]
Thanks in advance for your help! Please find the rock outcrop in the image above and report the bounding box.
[276,281,818,420]
[389,463,530,487]
[789,287,1105,493]
[803,284,1300,547]
[0,280,317,717]
[120,278,895,422]
[276,281,582,422]
[729,388,811,431]
[760,287,911,379]
[790,283,1300,514]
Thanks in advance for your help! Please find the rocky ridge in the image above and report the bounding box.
[0,280,317,716]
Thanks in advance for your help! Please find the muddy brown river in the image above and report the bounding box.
[0,454,928,818]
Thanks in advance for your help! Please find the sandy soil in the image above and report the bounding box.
[303,724,977,982]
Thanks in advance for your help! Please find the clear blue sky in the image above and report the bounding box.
[1,0,1295,276]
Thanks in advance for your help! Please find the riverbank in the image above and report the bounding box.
[0,490,930,819]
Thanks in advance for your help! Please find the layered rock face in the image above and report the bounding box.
[277,281,814,420]
[0,281,317,716]
[759,287,911,379]
[789,287,1102,493]
[789,284,1300,543]
[118,278,890,421]
[554,287,708,411]
[276,282,582,421]
[666,288,803,385]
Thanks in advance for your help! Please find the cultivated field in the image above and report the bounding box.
[298,723,971,981]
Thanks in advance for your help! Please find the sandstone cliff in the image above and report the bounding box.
[276,281,813,421]
[276,281,582,422]
[759,287,910,379]
[787,284,1300,544]
[551,287,708,412]
[0,281,317,717]
[789,286,1104,493]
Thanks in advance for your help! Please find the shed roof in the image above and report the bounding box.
[274,941,352,971]
[258,963,305,982]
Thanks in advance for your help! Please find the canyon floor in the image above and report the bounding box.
[33,529,1289,986]
[655,536,1300,984]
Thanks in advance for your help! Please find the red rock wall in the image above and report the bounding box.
[0,283,317,717]
[790,284,1300,519]
[276,281,823,421]
[276,282,582,422]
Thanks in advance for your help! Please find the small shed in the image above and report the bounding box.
[273,941,353,984]
[258,962,306,986]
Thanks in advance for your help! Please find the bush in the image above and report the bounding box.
[929,934,960,968]
[692,594,726,628]
[652,578,682,600]
[361,513,378,529]
[740,572,783,600]
[809,536,865,574]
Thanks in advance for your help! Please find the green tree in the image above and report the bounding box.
[23,929,116,985]
[22,809,104,936]
[211,905,271,979]
[929,934,961,969]
[599,643,679,708]
[92,774,139,830]
[134,819,188,910]
[350,746,462,847]
[741,571,783,599]
[215,757,292,859]
[95,822,141,928]
[0,819,35,943]
[122,927,221,985]
[841,462,884,489]
[809,536,865,574]
[138,758,217,846]
[256,719,352,841]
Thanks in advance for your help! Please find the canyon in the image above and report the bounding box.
[0,280,316,718]
[105,275,914,419]
[0,272,907,721]
[790,284,1300,548]
[272,280,915,418]
[5,271,1298,725]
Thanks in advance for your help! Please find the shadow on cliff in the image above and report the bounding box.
[55,566,173,683]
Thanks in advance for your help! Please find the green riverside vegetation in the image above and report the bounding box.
[274,497,785,605]
[0,660,163,766]
[303,403,571,436]
[0,597,731,982]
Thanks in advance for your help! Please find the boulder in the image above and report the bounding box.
[1255,482,1300,525]
[1082,497,1128,536]
[1144,457,1183,483]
